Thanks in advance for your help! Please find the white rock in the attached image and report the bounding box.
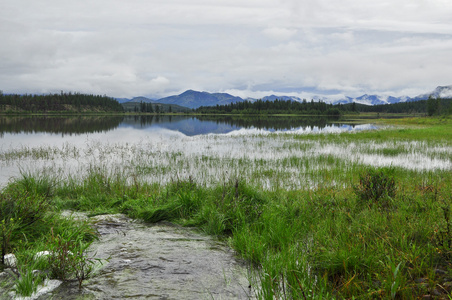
[34,251,51,260]
[13,279,62,300]
[4,253,17,268]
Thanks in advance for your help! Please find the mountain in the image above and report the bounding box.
[352,94,387,106]
[328,86,452,106]
[131,96,156,103]
[157,90,244,109]
[115,96,156,104]
[328,94,414,106]
[410,85,452,102]
[115,98,131,104]
[432,85,452,98]
[262,95,302,102]
[119,85,452,108]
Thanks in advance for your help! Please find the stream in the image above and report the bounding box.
[5,214,255,300]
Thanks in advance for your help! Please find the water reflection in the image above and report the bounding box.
[0,115,373,137]
[120,115,242,135]
[120,115,348,135]
[0,116,123,137]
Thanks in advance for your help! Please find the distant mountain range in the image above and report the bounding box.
[158,90,243,108]
[117,85,452,109]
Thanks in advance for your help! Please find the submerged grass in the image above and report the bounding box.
[1,116,452,298]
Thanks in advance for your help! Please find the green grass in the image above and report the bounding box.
[3,166,451,298]
[0,175,98,297]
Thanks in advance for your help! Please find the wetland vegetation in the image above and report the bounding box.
[1,112,452,298]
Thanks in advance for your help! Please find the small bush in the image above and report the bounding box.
[47,223,98,286]
[354,167,397,204]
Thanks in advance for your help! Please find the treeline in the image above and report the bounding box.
[136,102,169,113]
[196,97,452,116]
[0,92,124,113]
[347,97,452,115]
[196,99,343,115]
[121,101,191,113]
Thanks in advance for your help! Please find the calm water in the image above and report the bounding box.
[0,115,379,187]
[0,115,374,137]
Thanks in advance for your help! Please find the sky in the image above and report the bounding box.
[1,0,452,100]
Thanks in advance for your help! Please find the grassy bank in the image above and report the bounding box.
[2,166,452,298]
[1,116,452,298]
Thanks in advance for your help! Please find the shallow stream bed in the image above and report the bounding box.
[16,214,255,299]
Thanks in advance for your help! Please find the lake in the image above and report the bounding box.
[0,115,377,187]
[1,115,449,190]
[0,115,374,137]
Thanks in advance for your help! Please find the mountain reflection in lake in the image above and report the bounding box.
[0,115,375,137]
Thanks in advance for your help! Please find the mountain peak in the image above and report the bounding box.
[157,90,243,109]
[432,85,452,98]
[180,89,199,95]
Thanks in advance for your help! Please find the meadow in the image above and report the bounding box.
[1,116,452,298]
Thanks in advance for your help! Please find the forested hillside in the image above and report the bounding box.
[122,101,191,113]
[0,92,124,113]
[196,97,452,116]
[196,99,342,115]
[347,97,452,115]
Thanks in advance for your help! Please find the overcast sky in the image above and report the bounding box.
[1,0,452,100]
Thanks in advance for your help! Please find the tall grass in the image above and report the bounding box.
[0,172,98,298]
[3,164,450,298]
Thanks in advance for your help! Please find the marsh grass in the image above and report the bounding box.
[2,120,451,192]
[5,165,448,299]
[14,264,44,297]
[0,173,98,297]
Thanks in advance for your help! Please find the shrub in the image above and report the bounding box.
[46,222,98,287]
[354,167,397,205]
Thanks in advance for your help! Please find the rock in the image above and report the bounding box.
[431,288,442,296]
[10,279,63,299]
[4,253,17,268]
[0,271,8,279]
[34,250,73,260]
[435,268,448,275]
[34,251,51,260]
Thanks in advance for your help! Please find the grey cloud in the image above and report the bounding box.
[1,0,452,98]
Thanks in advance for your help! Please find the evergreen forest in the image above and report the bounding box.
[196,97,452,116]
[0,92,124,113]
